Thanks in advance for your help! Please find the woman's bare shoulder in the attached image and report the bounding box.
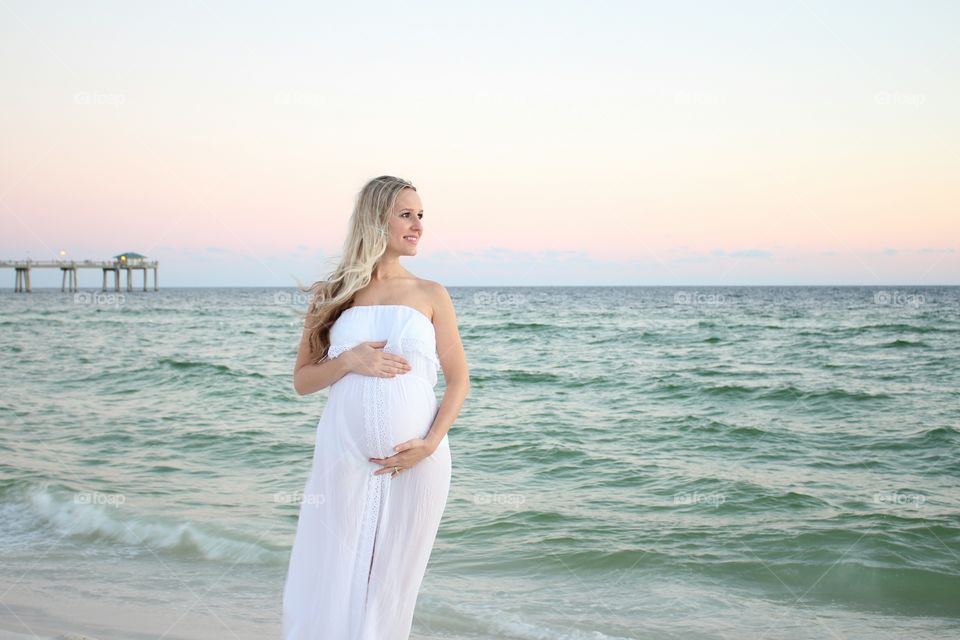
[417,279,455,317]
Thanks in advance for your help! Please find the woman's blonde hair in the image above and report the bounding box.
[297,175,416,363]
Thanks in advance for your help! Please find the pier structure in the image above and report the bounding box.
[0,252,159,293]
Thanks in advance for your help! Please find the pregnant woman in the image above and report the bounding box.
[282,175,471,639]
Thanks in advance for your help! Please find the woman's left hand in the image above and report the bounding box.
[369,438,435,478]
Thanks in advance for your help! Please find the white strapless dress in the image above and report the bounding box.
[282,305,452,640]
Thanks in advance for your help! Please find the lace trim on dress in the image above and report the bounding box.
[327,344,353,359]
[384,337,440,367]
[353,375,388,619]
[328,339,439,366]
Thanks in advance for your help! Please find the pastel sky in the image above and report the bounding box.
[1,0,957,286]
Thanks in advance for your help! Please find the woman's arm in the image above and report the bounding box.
[292,319,352,395]
[424,283,471,450]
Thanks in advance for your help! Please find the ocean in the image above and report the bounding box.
[1,286,958,639]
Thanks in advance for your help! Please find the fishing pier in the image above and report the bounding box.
[0,252,159,293]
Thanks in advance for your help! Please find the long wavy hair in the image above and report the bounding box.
[296,175,416,363]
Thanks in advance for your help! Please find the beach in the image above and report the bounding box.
[2,286,959,639]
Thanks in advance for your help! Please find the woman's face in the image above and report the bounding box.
[387,188,424,256]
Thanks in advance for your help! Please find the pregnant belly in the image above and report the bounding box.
[325,373,439,459]
[380,375,439,446]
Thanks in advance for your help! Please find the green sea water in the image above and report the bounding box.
[1,286,958,639]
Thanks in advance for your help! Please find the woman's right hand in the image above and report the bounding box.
[344,340,411,378]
